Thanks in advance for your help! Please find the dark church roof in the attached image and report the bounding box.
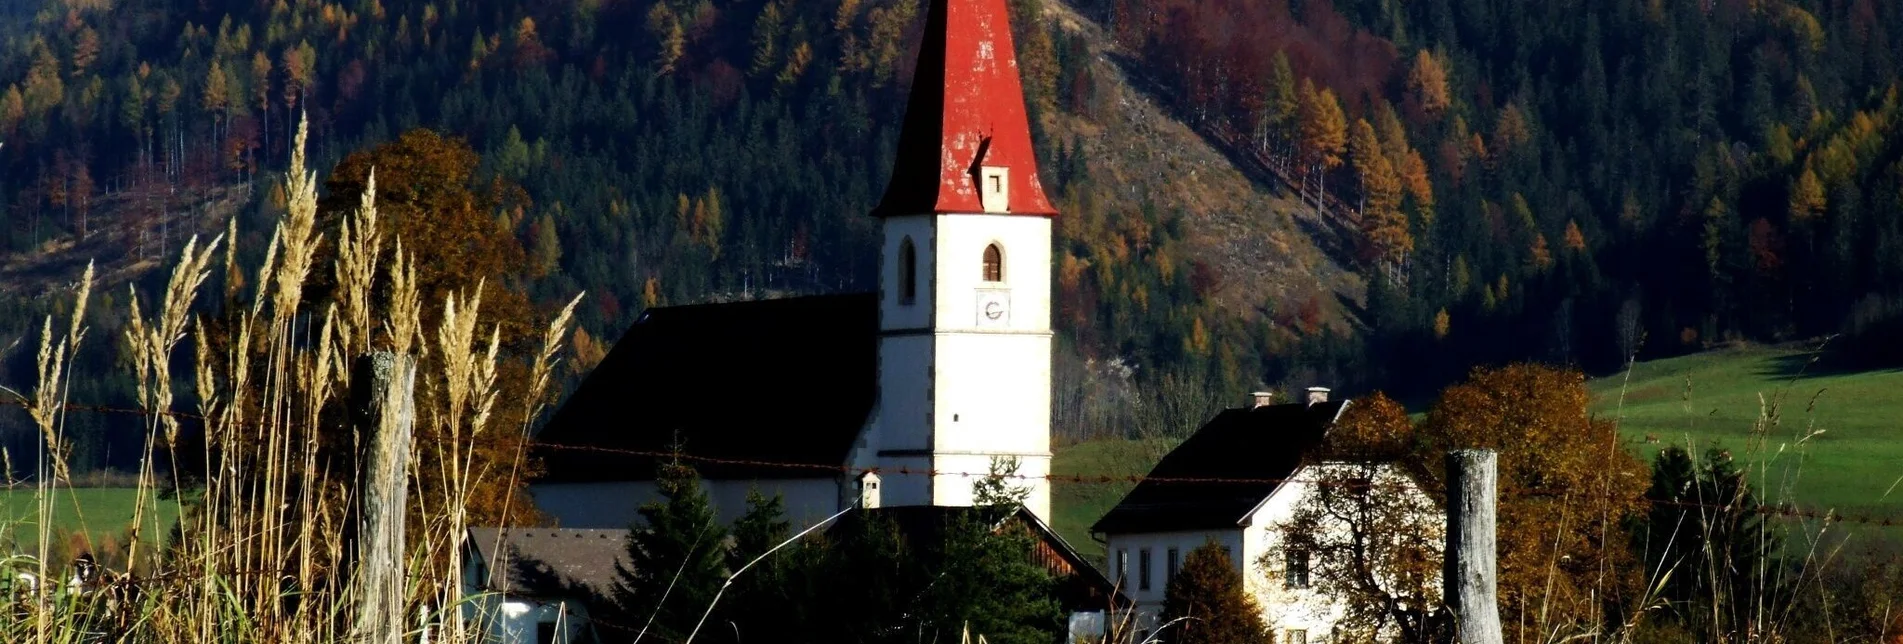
[1090,400,1349,535]
[534,294,878,482]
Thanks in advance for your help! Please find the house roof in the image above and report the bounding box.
[534,294,878,482]
[869,0,1056,217]
[1090,400,1349,535]
[465,527,631,600]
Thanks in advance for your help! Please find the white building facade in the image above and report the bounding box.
[1095,398,1441,643]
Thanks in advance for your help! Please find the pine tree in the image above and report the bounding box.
[612,459,728,642]
[724,489,809,644]
[1640,446,1784,636]
[1160,543,1268,644]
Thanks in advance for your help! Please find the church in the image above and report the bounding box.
[534,0,1060,536]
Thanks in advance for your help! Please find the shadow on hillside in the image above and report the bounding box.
[1753,349,1901,380]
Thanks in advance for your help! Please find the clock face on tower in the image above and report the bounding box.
[975,290,1011,328]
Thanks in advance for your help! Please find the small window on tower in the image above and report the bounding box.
[898,237,918,304]
[983,244,1003,282]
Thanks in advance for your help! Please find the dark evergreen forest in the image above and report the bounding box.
[2,0,1902,474]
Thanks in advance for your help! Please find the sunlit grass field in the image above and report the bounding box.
[1588,345,1903,519]
[0,487,181,550]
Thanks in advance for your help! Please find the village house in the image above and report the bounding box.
[461,527,630,644]
[1091,389,1440,644]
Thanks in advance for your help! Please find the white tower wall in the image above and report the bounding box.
[870,212,1054,524]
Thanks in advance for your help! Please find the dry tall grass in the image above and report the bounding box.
[0,113,581,643]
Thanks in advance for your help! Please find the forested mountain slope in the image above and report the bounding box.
[8,0,1903,474]
[0,0,1357,473]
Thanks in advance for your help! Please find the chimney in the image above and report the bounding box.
[1249,392,1276,409]
[1305,387,1331,406]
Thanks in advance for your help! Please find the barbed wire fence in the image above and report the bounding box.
[0,396,1892,528]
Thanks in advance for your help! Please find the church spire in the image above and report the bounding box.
[870,0,1058,217]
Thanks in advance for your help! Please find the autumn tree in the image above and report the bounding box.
[1405,50,1449,120]
[1788,167,1826,223]
[1297,79,1346,216]
[1417,364,1649,641]
[1161,542,1268,644]
[646,3,686,75]
[1350,118,1411,282]
[317,128,542,525]
[203,59,230,149]
[1277,393,1447,643]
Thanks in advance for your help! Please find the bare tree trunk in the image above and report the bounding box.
[353,352,417,644]
[1445,449,1503,644]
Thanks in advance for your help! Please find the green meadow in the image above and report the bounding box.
[1589,346,1903,519]
[0,487,181,553]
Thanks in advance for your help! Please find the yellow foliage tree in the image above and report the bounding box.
[1406,50,1450,118]
[1788,167,1826,223]
[1418,364,1649,641]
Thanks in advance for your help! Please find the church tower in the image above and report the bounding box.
[864,0,1057,523]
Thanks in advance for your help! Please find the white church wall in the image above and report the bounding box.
[880,215,935,331]
[531,478,843,529]
[932,215,1050,332]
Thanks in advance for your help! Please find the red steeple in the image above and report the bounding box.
[870,0,1058,217]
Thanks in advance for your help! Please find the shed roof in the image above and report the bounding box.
[465,527,631,600]
[534,293,878,482]
[1090,400,1348,535]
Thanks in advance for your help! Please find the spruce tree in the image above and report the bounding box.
[612,458,728,642]
[724,489,810,644]
[1161,543,1269,644]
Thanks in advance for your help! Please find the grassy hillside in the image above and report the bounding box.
[1589,346,1903,519]
[1050,438,1178,563]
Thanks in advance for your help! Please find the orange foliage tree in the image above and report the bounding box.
[317,128,546,526]
[1417,364,1649,640]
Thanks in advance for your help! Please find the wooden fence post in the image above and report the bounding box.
[1445,449,1504,644]
[354,352,416,644]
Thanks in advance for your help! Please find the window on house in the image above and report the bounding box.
[898,237,917,304]
[1138,548,1152,591]
[1285,629,1307,644]
[1116,549,1129,588]
[1286,548,1311,589]
[983,243,1003,282]
[1166,547,1180,584]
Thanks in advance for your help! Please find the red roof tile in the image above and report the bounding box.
[871,0,1057,217]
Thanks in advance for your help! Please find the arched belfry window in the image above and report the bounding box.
[982,244,1003,282]
[898,237,918,304]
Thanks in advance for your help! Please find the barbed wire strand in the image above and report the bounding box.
[0,397,1896,527]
